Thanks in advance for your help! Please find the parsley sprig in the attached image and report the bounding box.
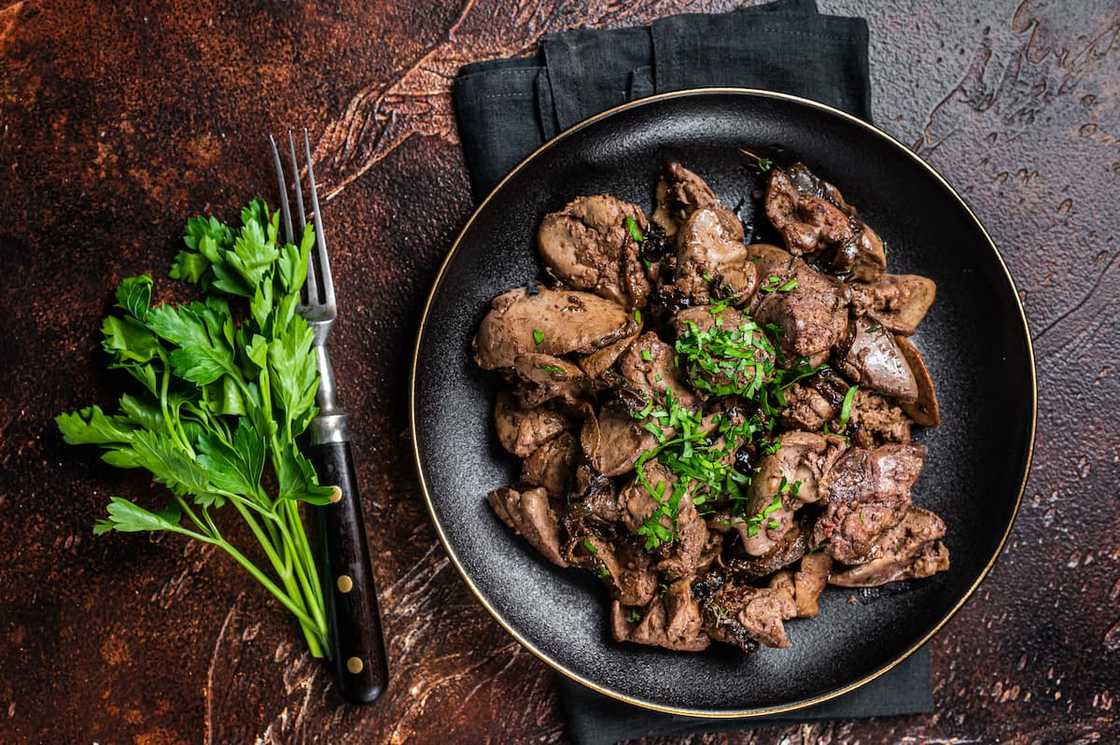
[57,200,335,658]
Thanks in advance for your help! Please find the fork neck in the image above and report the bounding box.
[310,342,350,446]
[314,343,342,415]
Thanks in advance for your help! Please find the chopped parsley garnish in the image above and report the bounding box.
[625,216,645,243]
[636,478,681,550]
[641,348,653,362]
[739,148,772,172]
[760,274,798,294]
[743,477,800,538]
[627,609,643,624]
[742,494,782,538]
[581,538,599,555]
[837,384,858,430]
[633,308,642,324]
[626,310,826,551]
[532,329,544,345]
[630,388,767,548]
[675,318,775,399]
[778,356,823,383]
[537,363,565,374]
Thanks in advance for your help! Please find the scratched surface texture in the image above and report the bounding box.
[0,0,1117,743]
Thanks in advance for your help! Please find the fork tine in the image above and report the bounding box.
[269,135,295,246]
[287,131,308,231]
[303,128,335,307]
[287,130,319,306]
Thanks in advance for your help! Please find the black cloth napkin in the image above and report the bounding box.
[451,2,931,742]
[454,0,869,200]
[559,650,931,745]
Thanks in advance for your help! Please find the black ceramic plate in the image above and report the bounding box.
[410,89,1035,717]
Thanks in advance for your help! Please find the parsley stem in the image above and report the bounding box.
[277,501,327,639]
[201,505,222,541]
[209,535,323,652]
[174,495,211,538]
[262,509,284,555]
[253,386,328,642]
[284,500,325,626]
[228,497,292,584]
[226,496,326,655]
[227,491,280,523]
[157,354,191,455]
[233,486,327,647]
[168,403,194,458]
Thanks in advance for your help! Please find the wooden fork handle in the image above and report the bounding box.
[311,439,390,704]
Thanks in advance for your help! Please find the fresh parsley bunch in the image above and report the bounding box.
[57,200,335,658]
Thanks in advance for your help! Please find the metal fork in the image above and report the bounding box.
[270,130,389,705]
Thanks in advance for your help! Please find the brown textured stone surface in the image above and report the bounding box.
[1,0,1118,742]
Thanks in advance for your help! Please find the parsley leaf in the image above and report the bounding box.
[115,275,153,320]
[101,316,161,366]
[94,497,185,537]
[196,419,265,496]
[268,316,319,428]
[56,406,134,445]
[146,302,239,386]
[833,384,859,432]
[625,215,645,242]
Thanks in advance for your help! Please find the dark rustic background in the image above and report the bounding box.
[1,1,1118,743]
